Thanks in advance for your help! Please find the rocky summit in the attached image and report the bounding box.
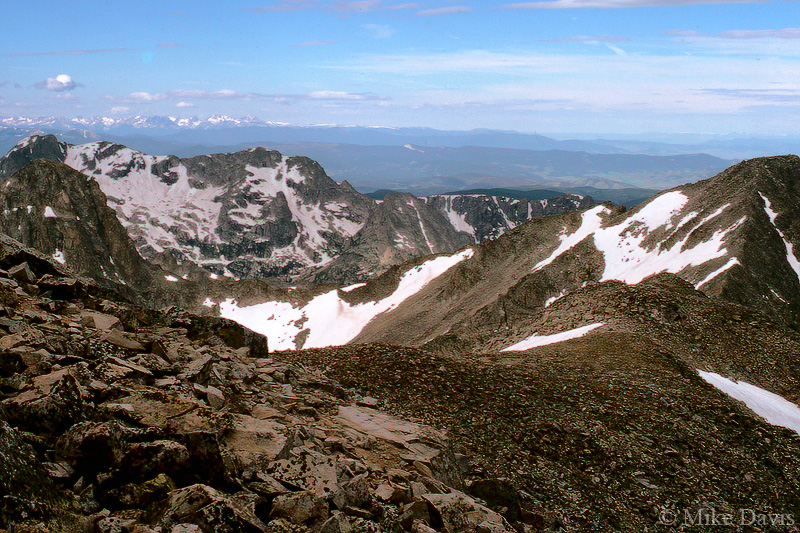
[0,135,589,285]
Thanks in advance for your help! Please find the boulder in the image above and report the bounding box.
[422,492,513,533]
[148,484,267,533]
[2,372,88,434]
[56,420,127,472]
[269,490,329,524]
[266,449,340,501]
[102,473,176,510]
[122,440,191,481]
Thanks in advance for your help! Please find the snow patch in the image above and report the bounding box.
[544,290,567,308]
[220,248,475,350]
[202,298,215,308]
[533,193,742,286]
[44,206,57,218]
[695,257,740,289]
[404,144,424,153]
[502,323,605,352]
[760,192,800,284]
[698,371,800,436]
[52,250,66,264]
[164,275,179,282]
[341,283,367,293]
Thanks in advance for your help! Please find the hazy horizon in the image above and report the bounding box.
[2,0,798,136]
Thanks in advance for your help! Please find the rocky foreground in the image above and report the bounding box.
[0,237,519,533]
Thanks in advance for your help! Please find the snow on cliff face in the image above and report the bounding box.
[533,191,744,289]
[217,248,475,350]
[60,141,372,276]
[422,193,591,242]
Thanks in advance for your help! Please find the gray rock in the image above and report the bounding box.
[270,490,329,524]
[149,484,267,532]
[423,491,513,533]
[319,511,353,533]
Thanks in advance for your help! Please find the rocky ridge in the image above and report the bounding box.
[0,236,518,533]
[227,154,800,352]
[0,135,590,285]
[422,194,592,243]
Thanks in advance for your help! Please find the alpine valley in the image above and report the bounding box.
[1,131,800,533]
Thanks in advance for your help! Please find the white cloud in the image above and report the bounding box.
[35,74,79,92]
[124,89,260,103]
[176,101,195,107]
[307,90,382,100]
[110,106,130,114]
[128,91,168,102]
[325,49,800,117]
[330,0,381,12]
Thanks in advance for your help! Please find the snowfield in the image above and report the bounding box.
[698,371,800,436]
[534,192,743,288]
[501,323,605,352]
[218,248,475,350]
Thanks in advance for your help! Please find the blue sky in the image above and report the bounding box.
[1,0,798,135]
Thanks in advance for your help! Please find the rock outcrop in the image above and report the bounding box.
[0,235,514,533]
[0,136,591,285]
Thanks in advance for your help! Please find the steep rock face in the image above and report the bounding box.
[217,155,800,350]
[0,160,160,298]
[0,136,375,279]
[422,193,592,242]
[0,136,592,283]
[309,193,474,284]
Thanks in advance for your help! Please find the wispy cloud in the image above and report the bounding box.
[329,0,381,12]
[110,106,130,114]
[243,1,418,13]
[35,74,80,92]
[125,89,264,103]
[4,48,132,57]
[543,35,630,42]
[503,0,761,8]
[363,23,395,38]
[305,90,388,100]
[270,91,389,104]
[128,92,169,102]
[157,42,183,48]
[324,48,800,116]
[293,40,338,46]
[243,0,319,12]
[668,27,800,40]
[702,88,800,102]
[415,6,472,16]
[176,101,196,107]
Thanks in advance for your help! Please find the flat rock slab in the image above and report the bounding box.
[335,405,443,449]
[222,414,291,467]
[80,311,121,331]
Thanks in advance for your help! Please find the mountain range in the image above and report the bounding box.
[0,135,592,288]
[2,132,800,532]
[0,116,745,192]
[2,114,799,159]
